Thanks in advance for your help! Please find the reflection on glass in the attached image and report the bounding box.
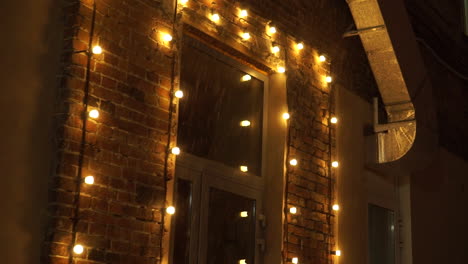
[178,37,264,176]
[173,179,192,264]
[368,204,395,264]
[207,188,256,264]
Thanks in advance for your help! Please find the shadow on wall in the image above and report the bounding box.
[0,0,63,263]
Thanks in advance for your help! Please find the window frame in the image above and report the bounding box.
[169,34,271,264]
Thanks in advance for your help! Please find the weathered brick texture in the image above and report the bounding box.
[44,0,372,263]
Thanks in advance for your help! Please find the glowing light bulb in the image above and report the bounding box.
[73,244,84,254]
[319,55,326,62]
[325,76,333,83]
[240,120,251,127]
[211,13,220,22]
[277,66,286,73]
[332,161,339,168]
[239,259,247,264]
[289,207,297,214]
[92,45,102,54]
[89,109,99,119]
[166,206,176,215]
[269,26,277,34]
[240,211,248,217]
[171,147,181,155]
[84,175,94,185]
[179,0,188,4]
[332,250,341,256]
[292,257,299,264]
[175,90,184,98]
[272,46,280,53]
[241,74,252,81]
[330,116,338,124]
[282,112,290,120]
[290,159,298,166]
[242,32,251,40]
[240,9,248,18]
[240,166,248,172]
[163,33,173,42]
[296,43,304,50]
[332,204,340,211]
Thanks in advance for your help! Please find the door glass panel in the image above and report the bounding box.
[207,187,256,264]
[178,37,264,176]
[368,204,396,264]
[173,179,193,264]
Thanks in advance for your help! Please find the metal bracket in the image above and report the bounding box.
[373,97,415,133]
[343,24,386,38]
[258,214,266,228]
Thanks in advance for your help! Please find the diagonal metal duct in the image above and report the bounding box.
[346,0,417,163]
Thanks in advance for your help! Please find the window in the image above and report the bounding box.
[368,204,396,264]
[171,36,267,264]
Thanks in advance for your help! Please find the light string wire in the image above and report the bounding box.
[282,43,293,264]
[326,80,336,264]
[158,0,180,263]
[69,1,97,263]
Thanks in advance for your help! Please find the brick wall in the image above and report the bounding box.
[45,0,176,263]
[44,0,373,263]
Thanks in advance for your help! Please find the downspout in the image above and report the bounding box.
[346,0,438,167]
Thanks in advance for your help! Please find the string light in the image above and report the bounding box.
[240,211,248,217]
[211,13,220,22]
[292,257,299,264]
[240,9,248,18]
[325,76,333,83]
[179,0,188,4]
[332,161,339,168]
[92,45,102,54]
[289,159,298,166]
[240,165,248,172]
[296,42,304,50]
[282,112,290,120]
[241,74,252,81]
[269,26,277,34]
[330,116,338,124]
[239,259,247,264]
[73,244,84,254]
[166,206,176,215]
[319,55,326,62]
[277,66,286,73]
[271,45,280,53]
[84,175,94,185]
[175,90,184,98]
[171,147,181,155]
[163,33,173,42]
[289,207,297,214]
[242,32,251,40]
[89,109,99,119]
[332,204,340,211]
[240,120,251,127]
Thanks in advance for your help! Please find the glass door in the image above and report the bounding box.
[172,35,267,264]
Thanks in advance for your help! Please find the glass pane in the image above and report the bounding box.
[207,187,256,264]
[368,204,396,264]
[178,37,264,176]
[173,179,193,264]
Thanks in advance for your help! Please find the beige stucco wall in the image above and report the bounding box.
[0,0,63,263]
[335,85,468,264]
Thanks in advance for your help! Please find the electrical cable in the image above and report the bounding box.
[415,37,468,81]
[69,1,97,264]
